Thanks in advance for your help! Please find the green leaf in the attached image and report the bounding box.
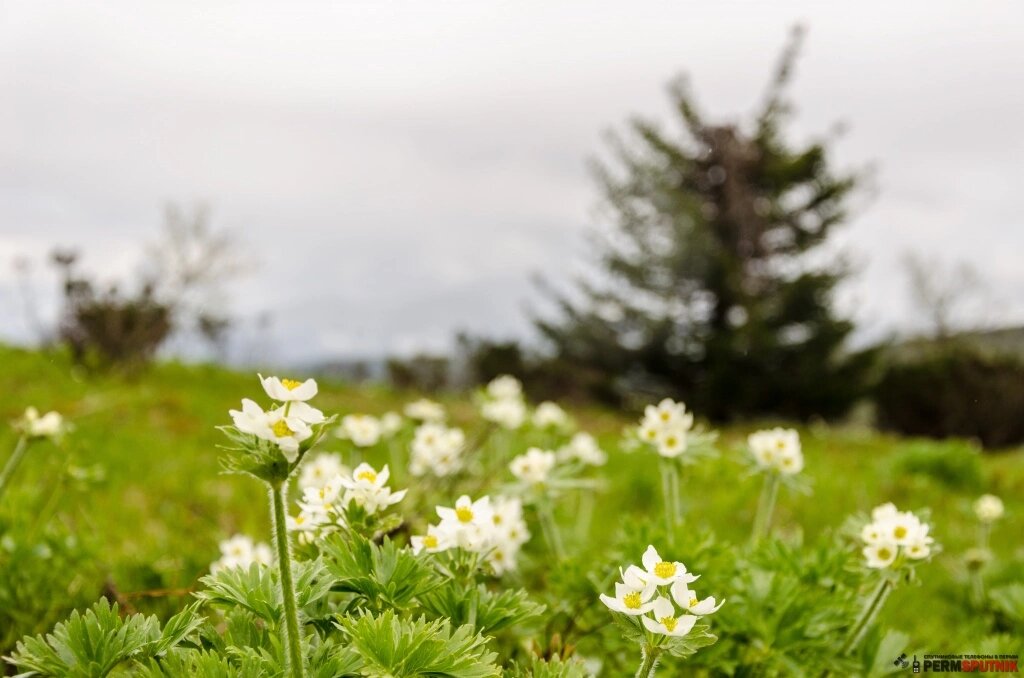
[335,610,500,677]
[321,533,440,613]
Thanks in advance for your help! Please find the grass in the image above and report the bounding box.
[1,343,1022,658]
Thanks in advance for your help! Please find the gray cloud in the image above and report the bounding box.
[2,0,1022,363]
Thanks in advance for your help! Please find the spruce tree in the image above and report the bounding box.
[536,28,874,420]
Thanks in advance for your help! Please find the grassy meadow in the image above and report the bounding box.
[1,343,1023,673]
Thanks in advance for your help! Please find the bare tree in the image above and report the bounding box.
[903,252,986,340]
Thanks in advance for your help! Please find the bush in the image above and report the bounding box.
[886,440,985,491]
[875,349,1024,448]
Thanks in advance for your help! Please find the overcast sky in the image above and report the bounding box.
[2,1,1022,364]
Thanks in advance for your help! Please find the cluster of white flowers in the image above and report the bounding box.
[532,401,572,431]
[860,503,935,568]
[411,494,530,575]
[601,545,723,637]
[637,399,695,458]
[410,423,466,477]
[404,398,446,423]
[336,412,402,448]
[229,375,325,462]
[479,375,528,429]
[510,447,557,485]
[15,407,66,440]
[973,494,1004,524]
[299,453,349,490]
[747,428,804,475]
[557,432,607,466]
[287,462,406,539]
[210,534,273,573]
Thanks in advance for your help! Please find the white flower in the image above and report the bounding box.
[259,374,318,402]
[339,463,407,515]
[229,399,313,462]
[642,399,692,432]
[481,397,527,429]
[486,375,523,400]
[16,407,65,440]
[599,581,658,616]
[974,494,1004,523]
[380,412,404,436]
[641,597,699,637]
[670,580,724,616]
[404,398,446,422]
[655,429,688,458]
[411,524,451,554]
[211,534,273,572]
[299,453,348,490]
[862,542,898,569]
[286,510,326,535]
[558,432,607,466]
[509,447,557,484]
[338,414,382,448]
[635,545,699,586]
[880,511,923,546]
[491,495,530,547]
[410,423,465,477]
[904,538,932,560]
[748,428,802,475]
[860,522,885,545]
[871,503,900,523]
[486,544,520,576]
[533,401,571,430]
[436,495,495,551]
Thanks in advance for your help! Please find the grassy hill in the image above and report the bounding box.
[1,344,1022,659]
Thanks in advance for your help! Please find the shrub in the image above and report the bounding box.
[875,349,1024,449]
[886,440,985,492]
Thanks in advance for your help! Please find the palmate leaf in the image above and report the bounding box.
[336,610,500,677]
[5,598,205,677]
[418,582,545,636]
[503,654,590,678]
[196,560,335,625]
[321,533,440,613]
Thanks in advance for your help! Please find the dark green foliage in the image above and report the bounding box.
[535,27,874,420]
[418,583,545,636]
[876,349,1024,448]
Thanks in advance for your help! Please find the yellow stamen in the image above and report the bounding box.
[689,597,698,608]
[423,535,438,549]
[654,561,677,579]
[493,515,503,525]
[893,526,907,539]
[294,515,305,525]
[357,470,377,483]
[272,420,292,437]
[623,591,643,609]
[281,378,303,390]
[877,547,892,560]
[660,411,671,422]
[456,507,474,523]
[660,616,678,631]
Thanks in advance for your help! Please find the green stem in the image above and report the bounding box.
[978,522,992,551]
[635,645,662,678]
[536,498,565,560]
[0,437,29,503]
[841,578,893,656]
[669,462,682,524]
[750,472,780,545]
[467,586,479,630]
[660,460,676,546]
[270,482,305,678]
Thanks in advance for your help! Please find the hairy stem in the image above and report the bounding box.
[751,472,780,545]
[0,437,29,503]
[841,578,893,655]
[635,645,662,678]
[270,481,305,678]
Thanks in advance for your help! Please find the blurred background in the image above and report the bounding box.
[3,1,1023,442]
